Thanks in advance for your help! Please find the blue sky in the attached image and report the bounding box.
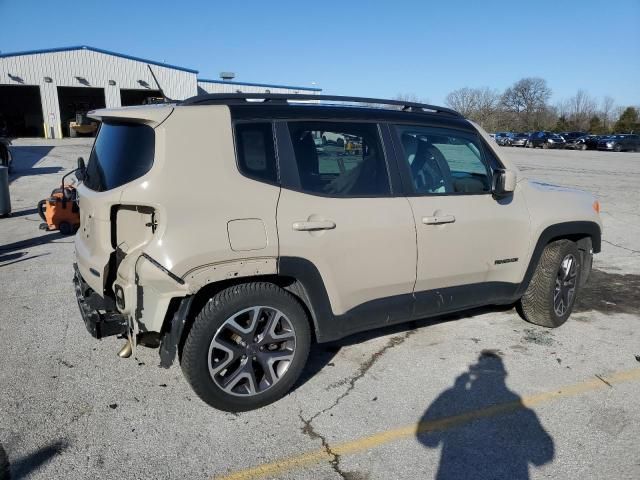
[1,0,638,106]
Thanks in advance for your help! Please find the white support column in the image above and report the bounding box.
[105,83,121,108]
[39,82,62,139]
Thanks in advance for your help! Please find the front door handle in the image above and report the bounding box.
[292,220,336,231]
[422,215,456,225]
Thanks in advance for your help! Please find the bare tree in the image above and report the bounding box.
[445,87,477,117]
[601,95,615,131]
[394,93,429,104]
[372,93,430,110]
[555,99,570,119]
[445,87,501,130]
[501,77,552,130]
[566,90,597,130]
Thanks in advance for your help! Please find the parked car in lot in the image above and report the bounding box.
[597,134,640,152]
[494,132,511,146]
[321,131,346,146]
[507,133,529,147]
[561,132,588,150]
[572,135,602,151]
[528,131,566,149]
[73,93,602,411]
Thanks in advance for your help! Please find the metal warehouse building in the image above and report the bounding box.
[0,45,321,139]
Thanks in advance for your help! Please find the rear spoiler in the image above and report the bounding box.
[88,104,174,128]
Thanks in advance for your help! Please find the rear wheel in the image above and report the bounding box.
[181,282,311,411]
[518,240,581,328]
[613,144,622,152]
[59,221,73,235]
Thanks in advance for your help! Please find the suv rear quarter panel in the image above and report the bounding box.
[113,105,280,331]
[122,105,279,265]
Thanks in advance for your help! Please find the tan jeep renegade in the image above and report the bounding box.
[73,94,602,411]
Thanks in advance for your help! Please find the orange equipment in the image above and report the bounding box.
[37,170,80,235]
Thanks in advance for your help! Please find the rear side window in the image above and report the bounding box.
[286,121,390,197]
[234,122,278,184]
[84,122,155,192]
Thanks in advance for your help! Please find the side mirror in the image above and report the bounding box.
[76,157,86,182]
[492,169,517,197]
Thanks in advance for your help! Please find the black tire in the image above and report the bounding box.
[182,282,311,411]
[542,142,549,149]
[613,144,621,152]
[579,143,587,151]
[337,137,344,147]
[59,221,73,235]
[518,240,581,328]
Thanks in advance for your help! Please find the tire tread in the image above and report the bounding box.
[519,239,579,328]
[181,282,310,411]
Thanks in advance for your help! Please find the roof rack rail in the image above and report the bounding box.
[179,93,462,117]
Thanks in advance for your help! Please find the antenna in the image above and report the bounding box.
[147,65,174,103]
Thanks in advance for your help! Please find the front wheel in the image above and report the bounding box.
[181,282,311,411]
[518,240,581,328]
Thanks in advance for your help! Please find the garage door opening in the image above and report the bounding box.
[120,89,163,106]
[0,85,44,137]
[57,86,105,137]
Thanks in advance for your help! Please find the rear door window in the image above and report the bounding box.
[84,122,155,191]
[285,121,390,197]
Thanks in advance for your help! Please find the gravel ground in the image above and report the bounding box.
[0,139,639,480]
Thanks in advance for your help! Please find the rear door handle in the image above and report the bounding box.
[422,215,456,225]
[292,220,336,231]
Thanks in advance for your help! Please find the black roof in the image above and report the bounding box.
[180,93,463,118]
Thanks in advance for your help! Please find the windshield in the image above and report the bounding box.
[84,122,155,192]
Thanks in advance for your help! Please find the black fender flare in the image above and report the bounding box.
[515,221,601,297]
[158,295,194,368]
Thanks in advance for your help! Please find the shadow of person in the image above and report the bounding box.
[0,440,69,480]
[0,443,9,480]
[417,351,554,480]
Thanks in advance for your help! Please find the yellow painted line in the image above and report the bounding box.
[214,367,640,480]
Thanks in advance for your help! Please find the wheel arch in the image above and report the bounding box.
[158,271,323,368]
[516,221,601,298]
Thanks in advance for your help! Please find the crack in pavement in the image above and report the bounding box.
[602,239,640,255]
[298,329,417,478]
[316,329,417,421]
[299,413,346,479]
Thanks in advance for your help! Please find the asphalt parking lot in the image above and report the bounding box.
[1,140,639,480]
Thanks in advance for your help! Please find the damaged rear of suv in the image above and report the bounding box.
[74,94,602,412]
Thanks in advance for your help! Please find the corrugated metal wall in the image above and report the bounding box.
[197,80,318,95]
[0,48,197,137]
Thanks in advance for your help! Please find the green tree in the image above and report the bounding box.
[613,107,639,133]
